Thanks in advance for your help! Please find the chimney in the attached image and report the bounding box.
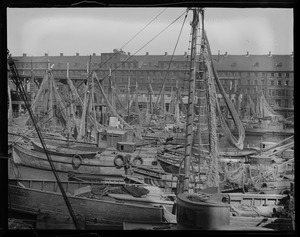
[93,53,96,56]
[184,52,187,56]
[23,53,27,57]
[245,51,249,57]
[60,53,63,56]
[45,53,48,56]
[128,52,131,56]
[224,52,228,57]
[268,51,272,57]
[76,53,79,56]
[146,52,149,55]
[164,52,167,56]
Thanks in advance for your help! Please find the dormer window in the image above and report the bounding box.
[254,62,259,67]
[276,62,282,67]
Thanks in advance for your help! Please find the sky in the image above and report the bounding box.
[7,8,294,57]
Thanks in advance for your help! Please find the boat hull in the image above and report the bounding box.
[8,180,165,225]
[31,139,99,159]
[12,143,125,177]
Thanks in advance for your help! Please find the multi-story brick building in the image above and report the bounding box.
[8,49,294,118]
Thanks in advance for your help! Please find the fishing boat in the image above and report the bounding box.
[8,179,174,226]
[30,138,100,158]
[164,8,295,231]
[11,139,168,180]
[239,93,294,136]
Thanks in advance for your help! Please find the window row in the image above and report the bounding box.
[218,71,291,78]
[268,89,291,97]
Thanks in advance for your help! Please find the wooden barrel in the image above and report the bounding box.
[176,192,230,230]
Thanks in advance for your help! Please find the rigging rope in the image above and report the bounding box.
[204,31,245,150]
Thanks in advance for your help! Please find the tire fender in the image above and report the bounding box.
[72,154,82,169]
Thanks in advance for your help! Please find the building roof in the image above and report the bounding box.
[11,52,294,72]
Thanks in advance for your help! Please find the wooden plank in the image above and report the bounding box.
[73,185,91,196]
[36,213,85,230]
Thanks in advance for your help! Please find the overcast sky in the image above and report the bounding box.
[7,8,293,56]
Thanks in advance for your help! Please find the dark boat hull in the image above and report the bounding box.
[8,179,166,225]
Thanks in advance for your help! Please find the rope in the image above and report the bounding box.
[204,31,245,150]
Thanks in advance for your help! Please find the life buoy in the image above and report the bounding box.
[72,154,82,169]
[114,154,124,169]
[132,156,143,166]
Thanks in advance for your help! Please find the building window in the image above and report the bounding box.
[269,90,272,96]
[254,80,257,85]
[261,80,264,85]
[271,80,274,86]
[247,72,250,76]
[246,88,250,94]
[247,80,250,85]
[276,99,281,107]
[285,99,289,107]
[286,73,289,78]
[271,72,274,77]
[278,80,282,86]
[285,81,289,86]
[278,90,281,96]
[272,90,275,96]
[255,73,258,77]
[262,72,265,77]
[278,72,282,77]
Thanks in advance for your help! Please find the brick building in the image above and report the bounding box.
[8,49,294,118]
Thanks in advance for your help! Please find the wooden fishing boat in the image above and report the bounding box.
[8,179,173,225]
[123,191,293,230]
[11,139,168,182]
[30,139,100,159]
[12,142,125,177]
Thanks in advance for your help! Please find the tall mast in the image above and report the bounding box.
[181,8,200,193]
[127,70,131,122]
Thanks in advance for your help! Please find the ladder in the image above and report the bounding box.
[194,36,210,156]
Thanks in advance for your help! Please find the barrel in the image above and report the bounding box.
[176,192,230,230]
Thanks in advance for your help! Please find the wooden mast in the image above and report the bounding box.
[127,70,131,122]
[180,8,200,194]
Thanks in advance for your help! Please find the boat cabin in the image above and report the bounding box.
[98,129,128,148]
[117,142,136,153]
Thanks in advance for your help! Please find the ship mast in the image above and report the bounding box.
[180,7,221,194]
[181,8,201,193]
